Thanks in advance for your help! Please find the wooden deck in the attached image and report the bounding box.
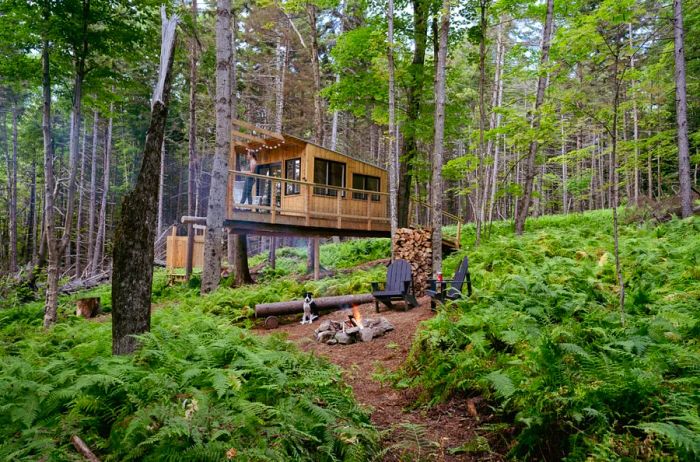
[223,210,390,238]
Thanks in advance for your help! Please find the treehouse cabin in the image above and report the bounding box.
[172,120,461,276]
[224,119,390,238]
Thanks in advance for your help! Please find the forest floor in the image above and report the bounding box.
[256,298,507,461]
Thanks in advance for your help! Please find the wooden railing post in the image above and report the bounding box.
[271,178,277,224]
[304,182,311,226]
[336,192,342,228]
[366,198,371,230]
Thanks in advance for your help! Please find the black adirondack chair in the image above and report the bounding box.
[427,256,472,310]
[371,259,419,312]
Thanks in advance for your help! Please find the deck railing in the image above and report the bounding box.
[228,170,390,230]
[226,170,462,246]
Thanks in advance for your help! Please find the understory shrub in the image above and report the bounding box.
[401,213,700,460]
[0,306,378,461]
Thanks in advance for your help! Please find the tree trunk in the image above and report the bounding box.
[610,56,626,326]
[42,7,59,327]
[330,74,340,150]
[112,9,178,355]
[186,0,198,281]
[75,117,88,277]
[673,0,692,218]
[92,111,112,273]
[307,4,324,146]
[514,0,554,235]
[268,35,287,269]
[431,0,449,275]
[8,104,18,273]
[201,0,231,294]
[61,0,90,274]
[388,0,398,244]
[26,161,37,265]
[397,0,429,228]
[233,233,253,286]
[561,112,568,214]
[87,110,98,270]
[629,23,640,205]
[487,19,506,226]
[475,0,489,246]
[157,138,166,238]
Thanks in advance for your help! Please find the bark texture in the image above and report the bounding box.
[112,9,178,355]
[201,0,231,294]
[514,0,554,235]
[388,0,398,242]
[431,0,449,274]
[397,0,429,228]
[42,6,59,327]
[673,0,692,218]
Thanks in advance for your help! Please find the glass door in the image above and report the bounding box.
[256,162,282,208]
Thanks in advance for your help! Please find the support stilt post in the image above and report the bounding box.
[313,237,320,280]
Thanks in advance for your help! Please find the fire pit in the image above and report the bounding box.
[314,306,395,345]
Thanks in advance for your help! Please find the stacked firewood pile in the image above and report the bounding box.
[393,227,432,296]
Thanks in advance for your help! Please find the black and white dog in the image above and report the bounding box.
[301,292,318,324]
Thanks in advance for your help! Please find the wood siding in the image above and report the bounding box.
[226,135,389,233]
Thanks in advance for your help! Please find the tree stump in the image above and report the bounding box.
[76,297,100,318]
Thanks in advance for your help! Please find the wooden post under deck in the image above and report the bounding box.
[313,237,320,280]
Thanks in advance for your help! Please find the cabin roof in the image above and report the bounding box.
[282,134,387,172]
[234,130,386,173]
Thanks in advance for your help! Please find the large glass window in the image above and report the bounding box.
[352,174,381,201]
[313,158,346,196]
[285,158,301,195]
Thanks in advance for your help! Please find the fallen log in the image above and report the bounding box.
[70,435,101,462]
[255,294,375,318]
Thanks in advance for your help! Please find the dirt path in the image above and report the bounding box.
[257,298,505,461]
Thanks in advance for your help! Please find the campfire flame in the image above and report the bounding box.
[352,305,364,329]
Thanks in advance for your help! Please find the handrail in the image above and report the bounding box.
[229,170,390,197]
[411,199,463,223]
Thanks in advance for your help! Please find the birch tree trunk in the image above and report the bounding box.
[61,0,90,273]
[475,0,489,246]
[87,110,98,269]
[561,112,568,214]
[487,18,505,226]
[431,0,449,274]
[112,9,178,355]
[514,0,553,235]
[268,34,287,269]
[388,0,398,242]
[307,3,324,146]
[92,110,112,274]
[673,0,692,218]
[201,0,231,294]
[42,7,60,327]
[629,24,640,204]
[26,161,37,265]
[8,104,18,273]
[186,0,198,281]
[75,119,88,277]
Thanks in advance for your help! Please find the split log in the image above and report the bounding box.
[393,227,432,296]
[70,435,101,462]
[255,294,374,318]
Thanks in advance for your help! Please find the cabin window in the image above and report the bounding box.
[285,158,301,195]
[352,174,381,201]
[313,158,346,197]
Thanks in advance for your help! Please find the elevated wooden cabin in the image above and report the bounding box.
[225,120,390,238]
